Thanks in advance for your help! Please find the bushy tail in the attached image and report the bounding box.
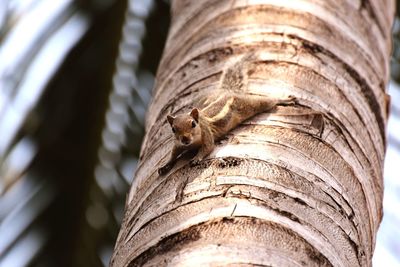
[219,53,257,93]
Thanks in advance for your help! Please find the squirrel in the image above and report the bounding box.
[158,54,296,175]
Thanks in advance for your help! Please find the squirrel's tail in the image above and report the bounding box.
[219,53,257,92]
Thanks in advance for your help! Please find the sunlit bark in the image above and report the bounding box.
[111,0,394,266]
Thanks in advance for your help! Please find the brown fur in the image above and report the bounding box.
[158,55,296,175]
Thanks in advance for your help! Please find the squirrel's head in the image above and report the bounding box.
[167,108,201,146]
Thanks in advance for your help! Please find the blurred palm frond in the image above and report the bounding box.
[0,0,170,266]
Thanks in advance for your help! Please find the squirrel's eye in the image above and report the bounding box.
[191,121,196,128]
[172,127,176,133]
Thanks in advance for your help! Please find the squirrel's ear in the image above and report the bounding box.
[190,108,199,122]
[167,115,175,126]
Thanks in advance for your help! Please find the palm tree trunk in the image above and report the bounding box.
[111,1,394,266]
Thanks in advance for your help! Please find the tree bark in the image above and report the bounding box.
[111,1,394,266]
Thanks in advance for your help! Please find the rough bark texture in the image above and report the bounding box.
[111,0,394,266]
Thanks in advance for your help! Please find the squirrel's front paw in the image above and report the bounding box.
[189,158,201,166]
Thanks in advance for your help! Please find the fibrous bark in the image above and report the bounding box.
[111,0,394,266]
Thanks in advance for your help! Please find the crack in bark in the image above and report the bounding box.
[123,171,361,264]
[127,216,333,267]
[238,125,374,218]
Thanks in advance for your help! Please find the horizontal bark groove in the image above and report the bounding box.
[160,3,385,82]
[127,157,357,239]
[127,217,333,267]
[297,38,385,145]
[118,155,366,265]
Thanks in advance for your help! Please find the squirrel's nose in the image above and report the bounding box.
[181,136,190,145]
